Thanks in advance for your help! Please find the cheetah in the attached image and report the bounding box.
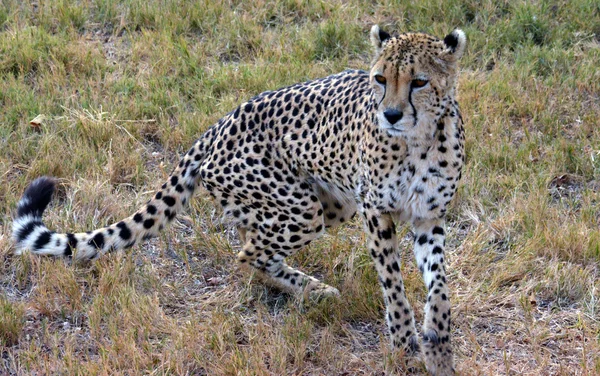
[13,26,466,375]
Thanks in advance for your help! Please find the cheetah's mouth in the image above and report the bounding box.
[385,128,404,137]
[376,113,415,136]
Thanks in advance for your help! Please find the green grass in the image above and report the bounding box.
[0,296,24,347]
[1,0,599,374]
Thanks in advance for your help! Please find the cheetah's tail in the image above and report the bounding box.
[12,133,212,261]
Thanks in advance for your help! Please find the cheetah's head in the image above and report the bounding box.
[369,25,466,140]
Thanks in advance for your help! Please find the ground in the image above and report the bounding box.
[0,0,599,375]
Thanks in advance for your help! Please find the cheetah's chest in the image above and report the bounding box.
[361,155,456,222]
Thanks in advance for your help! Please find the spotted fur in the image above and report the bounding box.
[13,26,466,376]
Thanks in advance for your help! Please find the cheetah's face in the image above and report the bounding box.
[369,26,466,140]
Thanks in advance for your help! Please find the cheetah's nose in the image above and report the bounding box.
[383,109,403,125]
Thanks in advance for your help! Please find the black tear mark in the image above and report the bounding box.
[408,88,418,127]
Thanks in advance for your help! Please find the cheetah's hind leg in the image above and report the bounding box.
[235,185,340,300]
[236,222,340,300]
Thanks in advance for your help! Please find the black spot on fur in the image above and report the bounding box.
[380,228,393,240]
[89,232,105,249]
[163,196,176,207]
[143,218,155,229]
[65,233,77,257]
[165,209,176,221]
[116,221,131,240]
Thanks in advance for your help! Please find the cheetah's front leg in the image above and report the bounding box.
[361,211,420,357]
[412,218,454,375]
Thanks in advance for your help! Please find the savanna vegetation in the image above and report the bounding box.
[1,0,599,374]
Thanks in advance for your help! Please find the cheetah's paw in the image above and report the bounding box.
[421,329,454,376]
[303,281,340,301]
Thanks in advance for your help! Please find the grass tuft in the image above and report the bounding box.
[0,297,25,347]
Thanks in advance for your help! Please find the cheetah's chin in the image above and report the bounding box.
[385,128,405,137]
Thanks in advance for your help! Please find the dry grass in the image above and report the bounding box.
[1,0,599,374]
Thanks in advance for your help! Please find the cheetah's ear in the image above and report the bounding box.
[442,29,467,60]
[370,25,391,51]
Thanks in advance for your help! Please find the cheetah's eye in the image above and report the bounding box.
[374,75,387,85]
[411,79,429,89]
